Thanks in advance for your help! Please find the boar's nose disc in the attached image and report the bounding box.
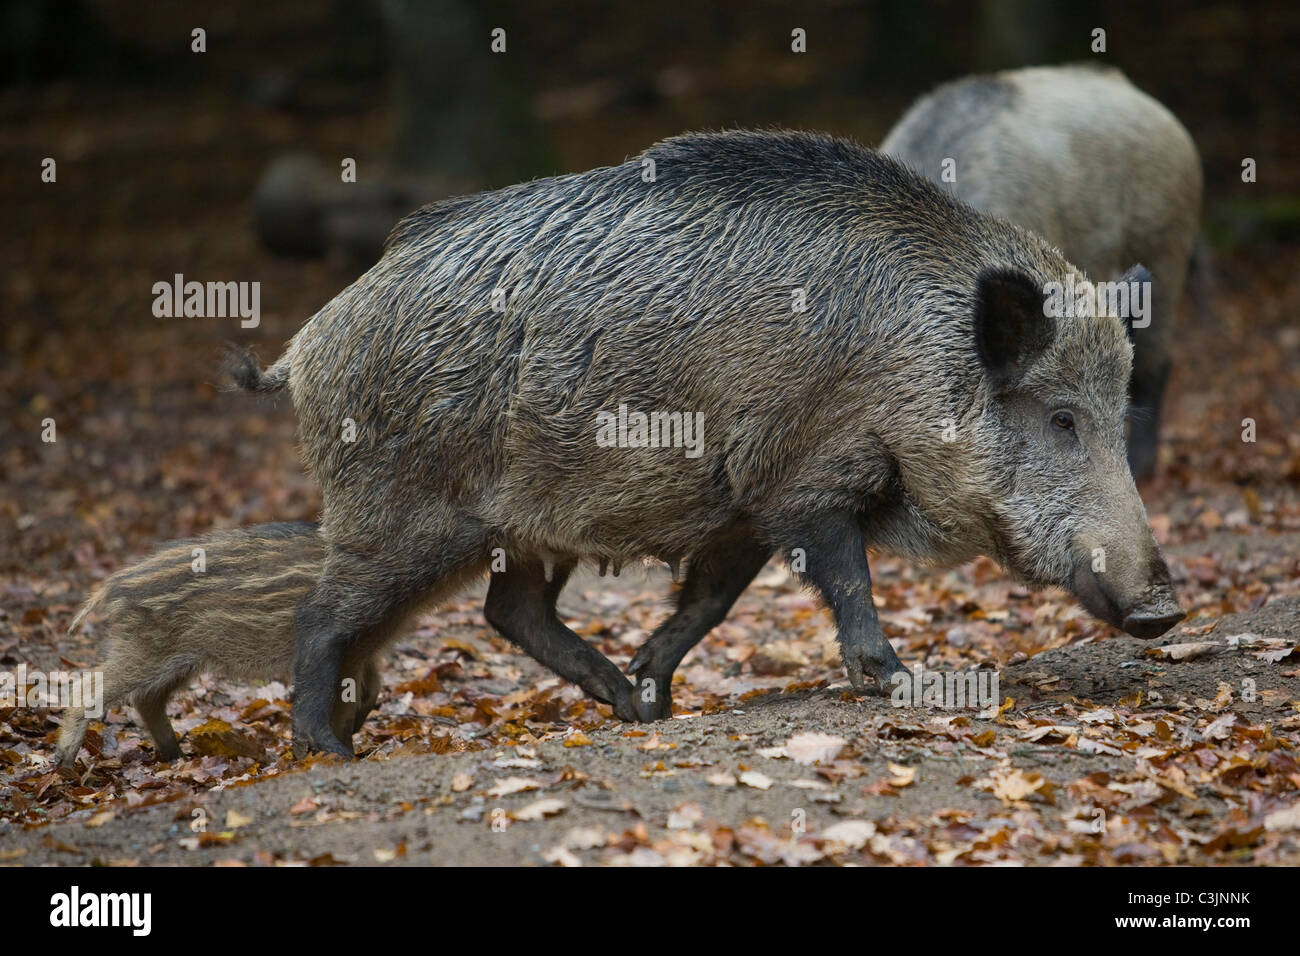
[1121,607,1185,640]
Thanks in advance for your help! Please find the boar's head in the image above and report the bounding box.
[971,262,1183,639]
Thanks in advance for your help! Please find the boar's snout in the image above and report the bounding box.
[1118,551,1184,639]
[1121,591,1184,639]
[1070,557,1184,639]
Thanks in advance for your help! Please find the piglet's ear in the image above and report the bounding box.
[973,267,1054,391]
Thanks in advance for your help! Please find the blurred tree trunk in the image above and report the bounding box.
[382,0,552,186]
[975,0,1064,70]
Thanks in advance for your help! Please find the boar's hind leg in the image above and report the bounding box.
[484,556,639,722]
[787,510,903,694]
[329,655,382,744]
[56,665,130,768]
[293,525,488,758]
[132,664,195,763]
[353,657,382,733]
[134,696,180,762]
[627,530,771,721]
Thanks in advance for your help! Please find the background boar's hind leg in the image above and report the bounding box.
[627,531,771,721]
[484,557,639,721]
[1127,357,1170,481]
[788,511,903,694]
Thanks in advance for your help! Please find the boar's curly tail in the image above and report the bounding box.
[222,343,290,393]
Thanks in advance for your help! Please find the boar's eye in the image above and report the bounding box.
[1051,410,1075,432]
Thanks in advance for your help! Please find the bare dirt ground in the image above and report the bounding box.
[3,530,1298,866]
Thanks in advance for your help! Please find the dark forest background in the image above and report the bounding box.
[3,0,1297,585]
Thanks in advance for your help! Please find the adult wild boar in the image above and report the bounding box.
[881,64,1203,479]
[232,129,1183,755]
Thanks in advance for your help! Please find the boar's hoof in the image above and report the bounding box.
[625,653,675,721]
[610,687,646,723]
[292,729,354,760]
[841,642,906,697]
[630,682,674,722]
[154,741,181,763]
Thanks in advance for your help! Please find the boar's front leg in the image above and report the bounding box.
[787,510,903,694]
[484,556,640,721]
[627,528,771,721]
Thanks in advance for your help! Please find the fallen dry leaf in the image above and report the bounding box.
[667,803,703,830]
[187,719,265,759]
[488,776,543,797]
[512,798,566,821]
[888,763,917,787]
[542,845,583,867]
[821,820,876,849]
[785,732,846,765]
[1264,803,1300,832]
[980,768,1048,804]
[1147,642,1224,661]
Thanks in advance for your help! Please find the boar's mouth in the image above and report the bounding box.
[1069,562,1126,630]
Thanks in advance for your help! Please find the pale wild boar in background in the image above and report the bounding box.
[231,129,1184,756]
[881,64,1203,480]
[57,523,386,766]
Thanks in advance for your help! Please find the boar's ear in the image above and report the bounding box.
[1117,263,1154,344]
[973,267,1053,390]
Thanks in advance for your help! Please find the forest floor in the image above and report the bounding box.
[2,543,1300,867]
[3,268,1299,863]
